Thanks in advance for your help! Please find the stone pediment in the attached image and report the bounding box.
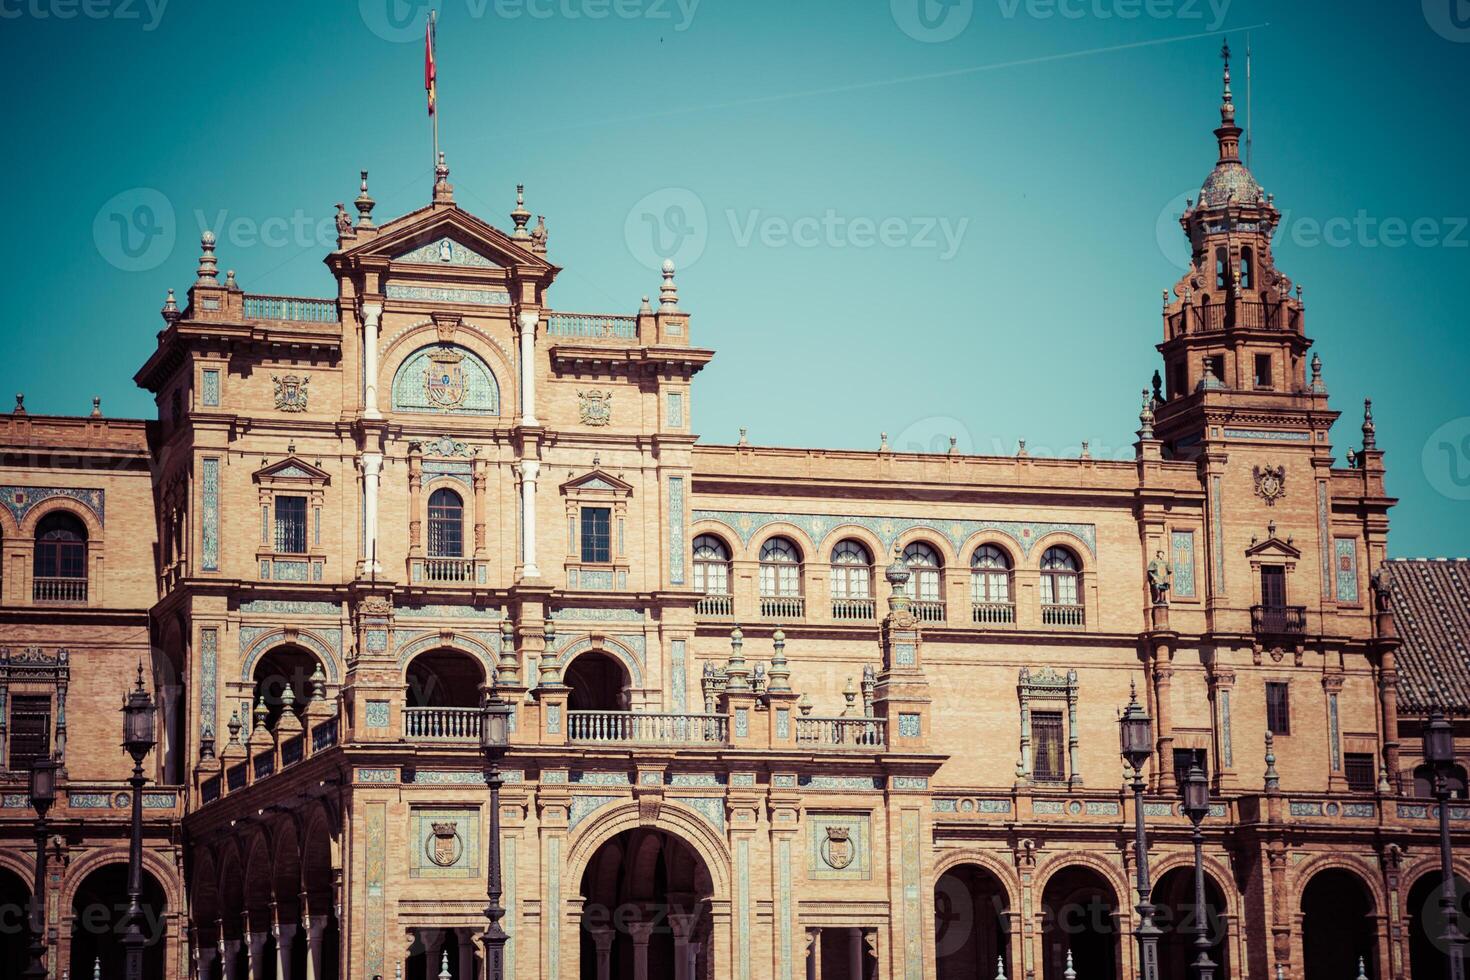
[560,469,633,496]
[1245,534,1301,560]
[254,456,331,485]
[338,207,556,275]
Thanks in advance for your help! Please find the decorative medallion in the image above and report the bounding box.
[424,348,468,409]
[1253,464,1286,506]
[272,374,310,412]
[426,821,464,867]
[578,389,613,426]
[821,826,854,870]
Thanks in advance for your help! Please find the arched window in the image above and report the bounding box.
[830,540,873,599]
[692,535,731,595]
[1214,247,1228,289]
[427,488,464,558]
[1240,247,1254,289]
[903,541,945,622]
[759,537,802,597]
[1040,546,1083,626]
[33,512,87,602]
[970,544,1015,624]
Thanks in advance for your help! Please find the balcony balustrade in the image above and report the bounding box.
[1166,299,1299,339]
[242,294,339,323]
[759,595,805,620]
[1041,603,1086,628]
[546,312,638,340]
[831,597,876,621]
[1251,604,1307,635]
[795,716,887,749]
[971,601,1016,625]
[912,600,946,623]
[696,593,734,617]
[423,557,476,583]
[403,706,482,741]
[33,576,86,603]
[568,710,728,745]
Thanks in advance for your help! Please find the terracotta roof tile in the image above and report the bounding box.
[1387,559,1470,714]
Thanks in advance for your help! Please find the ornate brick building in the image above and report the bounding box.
[0,49,1466,980]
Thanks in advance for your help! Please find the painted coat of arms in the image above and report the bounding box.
[424,348,468,409]
[426,821,463,867]
[821,826,854,870]
[578,389,612,426]
[271,374,310,412]
[1253,464,1286,506]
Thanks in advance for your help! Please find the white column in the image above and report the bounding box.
[848,927,862,980]
[196,945,218,980]
[362,301,383,419]
[629,920,655,980]
[275,922,298,980]
[246,931,269,980]
[220,938,242,980]
[518,310,539,426]
[304,917,327,980]
[519,460,540,578]
[361,452,383,574]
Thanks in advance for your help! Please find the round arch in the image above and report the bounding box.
[563,649,633,712]
[893,527,961,569]
[1036,858,1125,980]
[1150,864,1232,980]
[814,524,886,567]
[0,862,32,978]
[1147,852,1244,922]
[389,341,502,416]
[1404,864,1470,980]
[18,497,105,540]
[67,861,169,980]
[749,523,818,565]
[565,800,733,900]
[1027,531,1095,571]
[250,643,329,730]
[932,849,1023,911]
[378,317,516,379]
[394,631,497,679]
[1033,852,1131,907]
[1299,865,1379,980]
[687,519,740,555]
[240,630,341,685]
[1291,853,1388,915]
[934,856,1016,980]
[404,647,486,708]
[61,846,184,915]
[956,530,1023,569]
[555,634,645,688]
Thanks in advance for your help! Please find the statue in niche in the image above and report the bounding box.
[1147,549,1173,604]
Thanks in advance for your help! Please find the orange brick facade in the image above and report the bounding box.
[0,56,1465,980]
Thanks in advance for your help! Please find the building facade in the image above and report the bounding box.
[0,51,1466,980]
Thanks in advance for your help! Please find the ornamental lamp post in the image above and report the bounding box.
[480,685,513,980]
[1180,763,1216,980]
[22,757,58,980]
[1118,682,1161,980]
[120,663,156,980]
[1423,700,1466,980]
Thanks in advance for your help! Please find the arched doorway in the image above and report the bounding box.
[0,865,32,977]
[155,617,188,785]
[565,651,630,712]
[302,813,340,980]
[1150,866,1229,979]
[252,645,327,730]
[935,863,1010,980]
[1406,869,1470,979]
[1040,865,1119,980]
[69,863,167,979]
[579,828,714,979]
[1301,868,1377,980]
[405,649,485,708]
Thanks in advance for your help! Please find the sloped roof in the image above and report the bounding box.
[1387,558,1470,714]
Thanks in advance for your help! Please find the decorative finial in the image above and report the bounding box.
[1355,955,1368,980]
[433,152,452,203]
[1264,730,1279,791]
[355,170,376,229]
[253,695,268,731]
[639,295,652,314]
[737,426,749,447]
[768,629,791,692]
[1309,352,1325,392]
[1151,369,1163,404]
[280,681,295,708]
[1362,398,1376,450]
[161,287,179,324]
[13,393,24,415]
[309,662,327,702]
[995,955,1007,980]
[879,431,889,452]
[948,435,958,456]
[224,269,237,291]
[1079,440,1091,460]
[90,397,101,418]
[196,231,219,285]
[1017,439,1027,457]
[511,184,531,238]
[1063,949,1076,980]
[439,950,452,980]
[227,707,242,744]
[659,258,680,312]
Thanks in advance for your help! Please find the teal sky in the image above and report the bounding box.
[2,0,1468,557]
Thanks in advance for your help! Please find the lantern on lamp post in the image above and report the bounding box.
[480,684,513,980]
[1118,682,1160,980]
[1180,764,1216,980]
[120,663,156,980]
[1423,700,1466,980]
[22,757,58,980]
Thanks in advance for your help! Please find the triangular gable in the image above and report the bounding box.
[560,469,634,495]
[391,234,500,269]
[254,457,331,485]
[1245,535,1301,560]
[337,206,557,275]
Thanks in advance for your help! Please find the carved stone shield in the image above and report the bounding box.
[427,821,463,867]
[424,349,467,408]
[821,826,854,870]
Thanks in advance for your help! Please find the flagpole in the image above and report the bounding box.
[431,9,440,173]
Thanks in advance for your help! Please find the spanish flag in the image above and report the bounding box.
[425,12,437,116]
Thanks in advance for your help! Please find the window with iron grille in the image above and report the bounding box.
[427,488,464,557]
[8,695,51,772]
[1344,752,1376,793]
[1031,710,1065,782]
[274,495,308,553]
[1266,682,1291,735]
[580,506,611,563]
[1173,747,1209,790]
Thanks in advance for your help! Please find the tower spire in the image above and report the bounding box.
[1215,39,1242,163]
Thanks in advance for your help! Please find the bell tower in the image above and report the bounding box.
[1153,42,1331,455]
